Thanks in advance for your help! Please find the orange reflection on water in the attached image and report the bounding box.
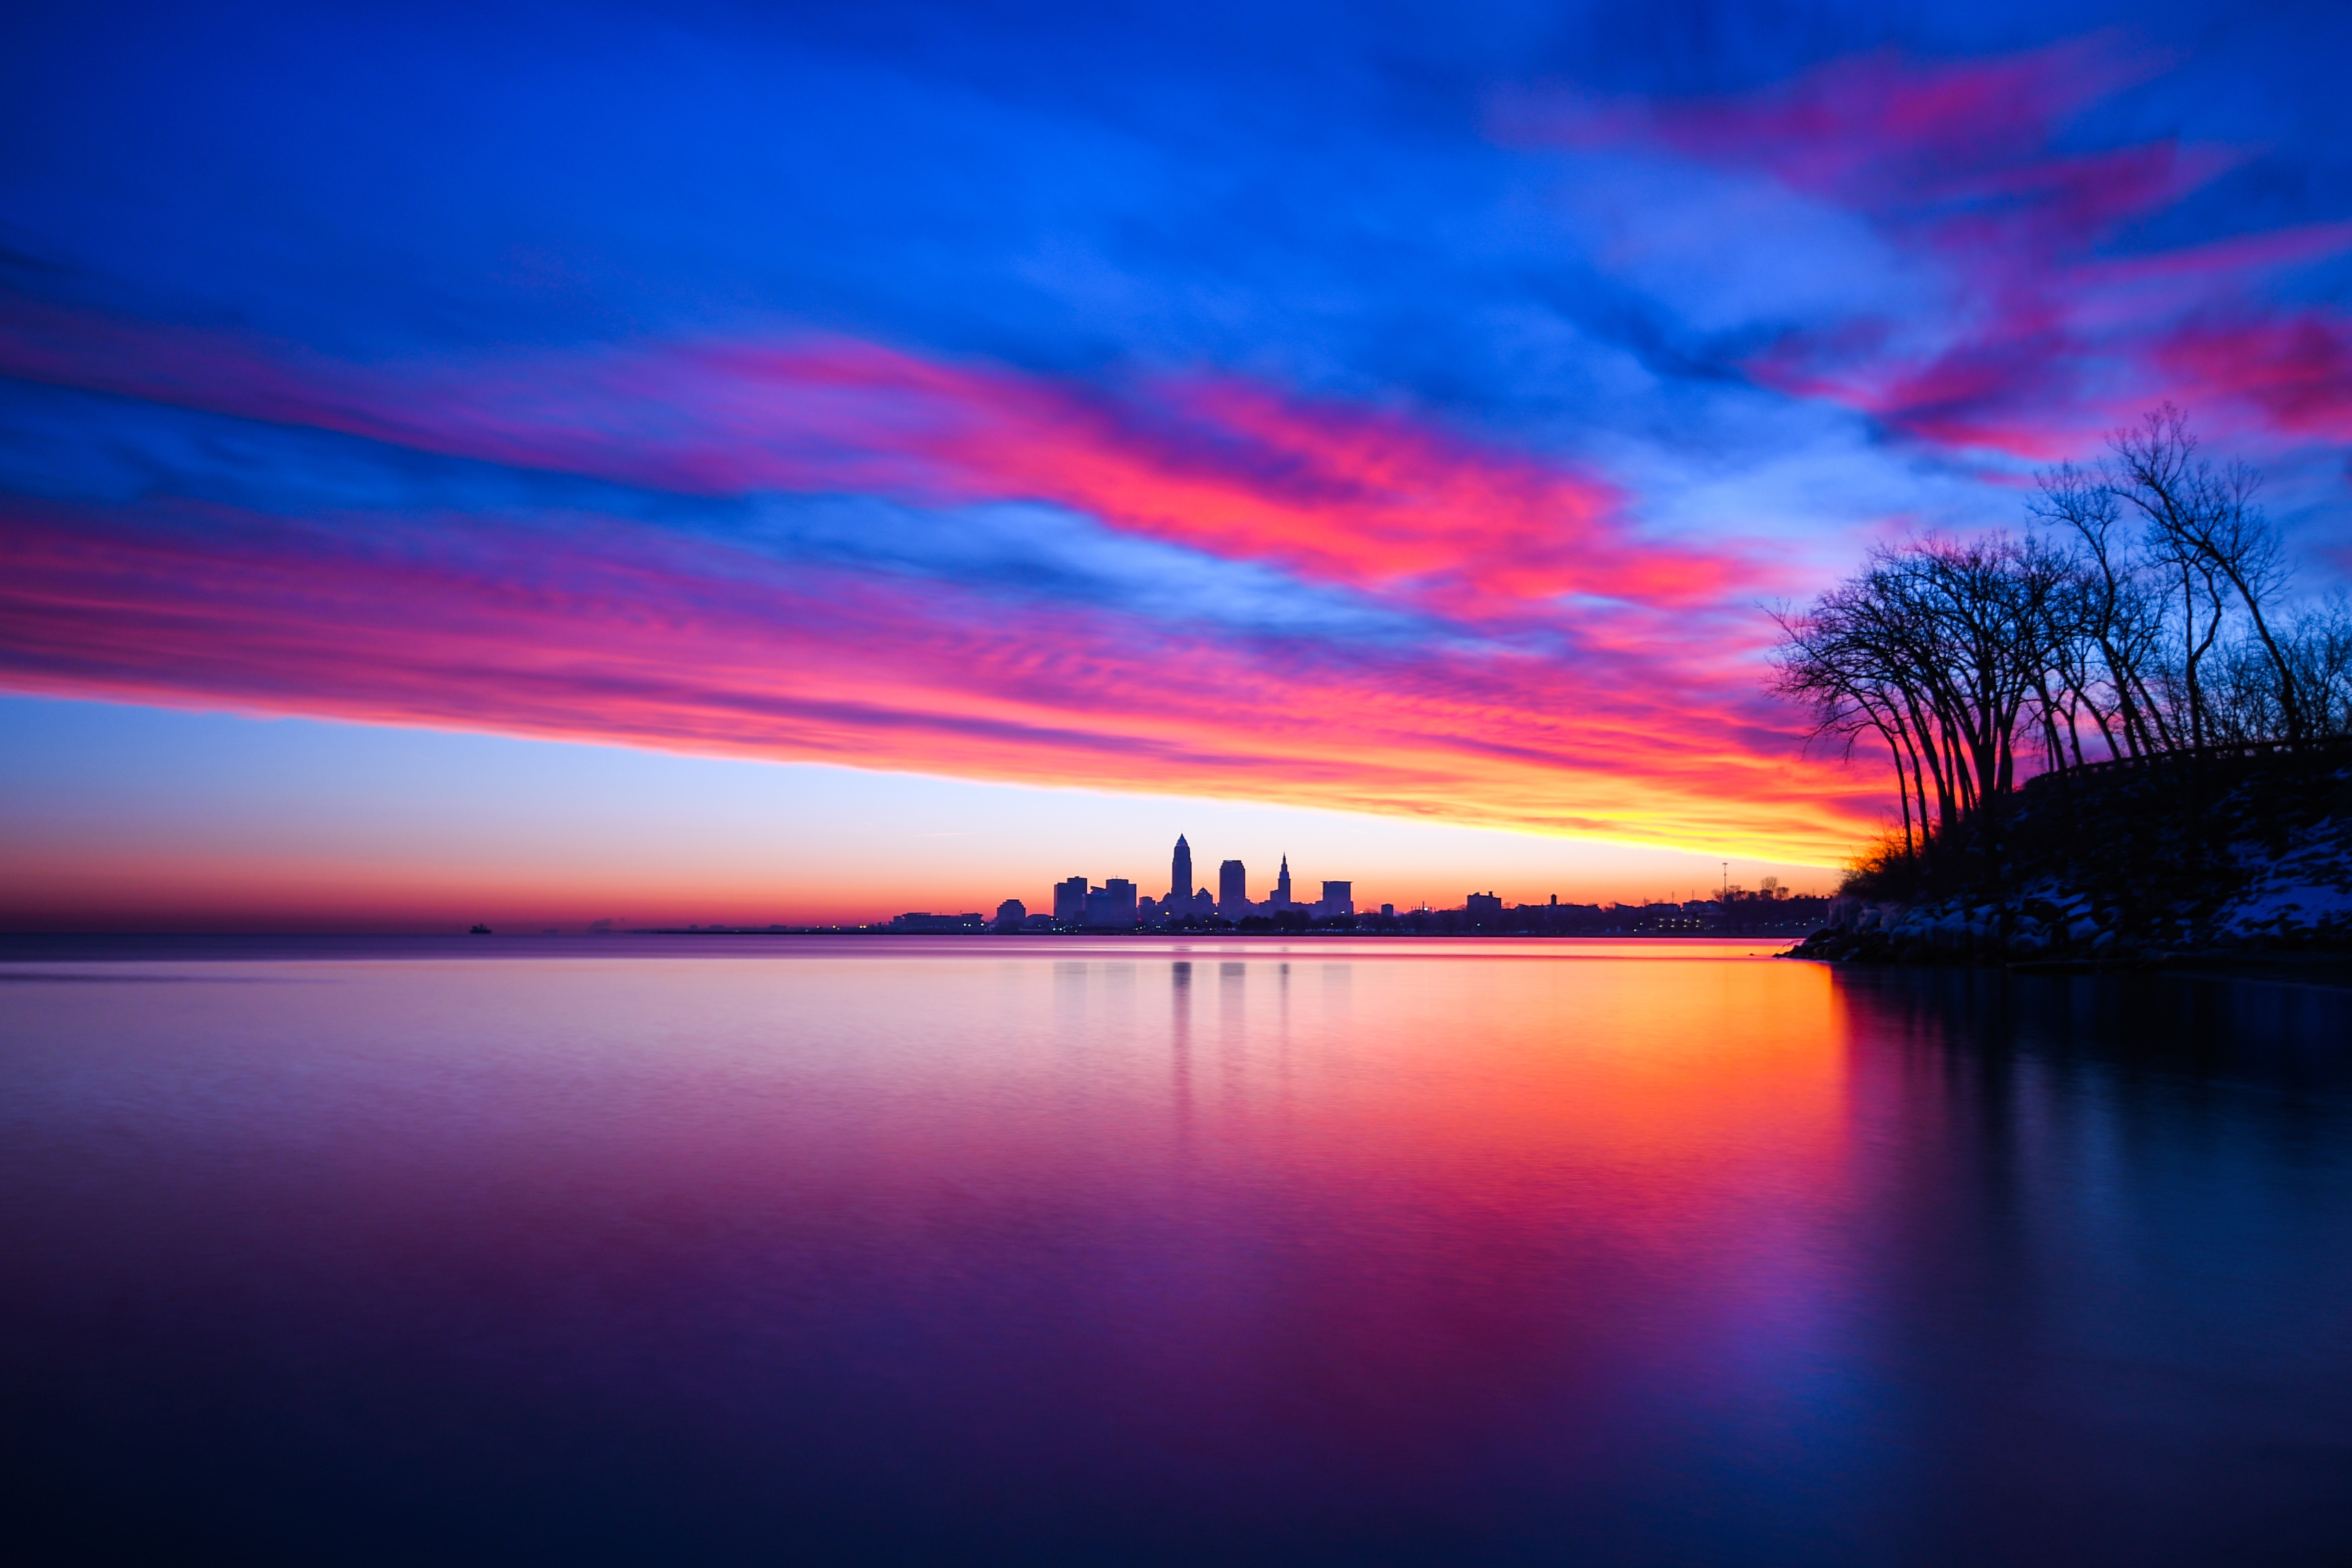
[7,937,2348,1560]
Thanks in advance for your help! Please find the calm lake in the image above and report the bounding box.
[4,936,2349,1564]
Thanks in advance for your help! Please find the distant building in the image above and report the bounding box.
[1170,835,1193,907]
[993,898,1027,932]
[1053,875,1088,924]
[1380,903,1395,918]
[1465,892,1503,932]
[1084,878,1137,928]
[1273,855,1293,909]
[1219,859,1249,916]
[1318,880,1353,917]
[889,912,985,932]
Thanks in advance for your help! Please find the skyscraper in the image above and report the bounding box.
[1274,854,1292,908]
[1053,875,1088,924]
[1084,878,1137,928]
[1170,835,1192,906]
[1218,859,1248,916]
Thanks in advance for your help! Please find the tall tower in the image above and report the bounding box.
[1171,835,1192,907]
[1275,854,1292,907]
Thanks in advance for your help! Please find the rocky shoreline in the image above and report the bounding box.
[1782,890,2352,969]
[1783,746,2352,970]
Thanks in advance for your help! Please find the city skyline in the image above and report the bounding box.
[891,833,1819,936]
[0,699,1840,930]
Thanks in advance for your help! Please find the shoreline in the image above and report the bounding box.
[1783,943,2352,989]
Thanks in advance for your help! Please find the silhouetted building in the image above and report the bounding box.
[889,912,985,932]
[1219,859,1248,916]
[1465,891,1502,932]
[1273,855,1292,909]
[1170,835,1192,907]
[993,898,1026,932]
[1084,878,1137,929]
[1319,880,1353,917]
[1053,875,1088,924]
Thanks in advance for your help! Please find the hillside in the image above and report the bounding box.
[1790,740,2352,964]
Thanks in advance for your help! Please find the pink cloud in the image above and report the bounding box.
[0,299,1732,618]
[0,296,1866,858]
[620,343,1712,612]
[2154,314,2352,442]
[0,492,1879,863]
[1509,38,2352,459]
[1553,38,2147,207]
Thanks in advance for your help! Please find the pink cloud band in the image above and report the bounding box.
[0,476,1877,862]
[1505,37,2352,458]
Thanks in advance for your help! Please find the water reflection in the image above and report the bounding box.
[0,944,2345,1564]
[1822,969,2352,1564]
[1171,960,1194,1131]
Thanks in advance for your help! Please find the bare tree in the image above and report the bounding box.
[1770,592,1929,861]
[2032,465,2170,757]
[2107,405,2304,743]
[1772,535,2065,862]
[1769,407,2344,899]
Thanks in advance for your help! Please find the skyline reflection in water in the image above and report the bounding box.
[2,937,2348,1564]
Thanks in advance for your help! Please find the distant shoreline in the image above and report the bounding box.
[0,929,1812,958]
[630,926,1821,940]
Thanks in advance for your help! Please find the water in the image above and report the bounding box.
[3,936,2349,1564]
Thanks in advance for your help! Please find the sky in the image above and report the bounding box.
[3,0,2348,928]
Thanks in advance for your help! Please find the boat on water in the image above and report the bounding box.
[469,924,492,935]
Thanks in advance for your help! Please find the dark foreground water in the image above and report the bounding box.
[3,936,2349,1564]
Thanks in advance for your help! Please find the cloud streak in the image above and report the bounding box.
[0,300,1729,614]
[1508,37,2352,459]
[0,294,1864,855]
[0,483,1871,859]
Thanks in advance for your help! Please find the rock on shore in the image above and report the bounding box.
[1787,748,2352,966]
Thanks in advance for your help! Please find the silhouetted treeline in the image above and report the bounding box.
[1772,406,2352,894]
